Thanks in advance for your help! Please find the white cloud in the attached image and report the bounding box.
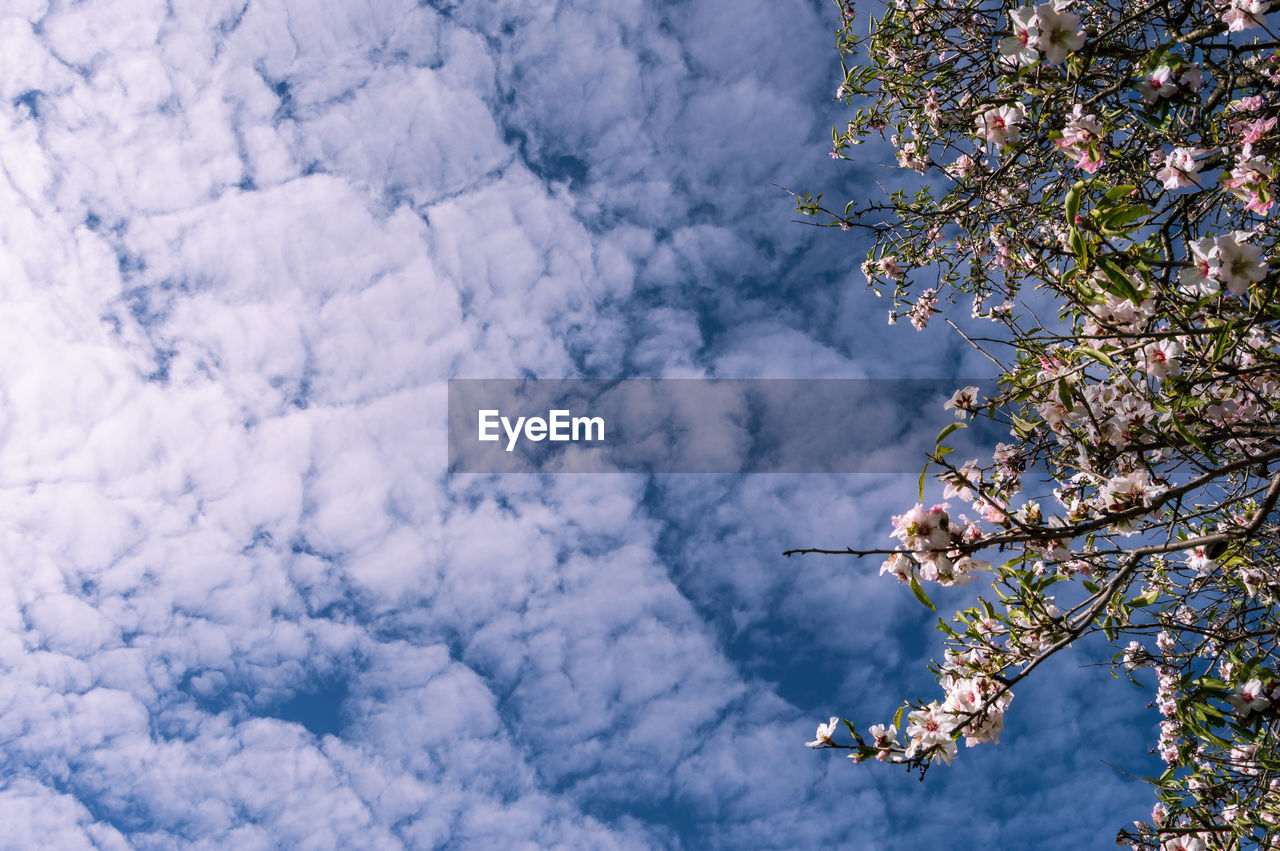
[0,0,1160,846]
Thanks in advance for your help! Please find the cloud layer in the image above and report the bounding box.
[0,0,1160,847]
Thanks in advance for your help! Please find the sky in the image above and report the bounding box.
[0,1,1164,848]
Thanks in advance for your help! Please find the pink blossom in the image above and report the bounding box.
[807,716,840,747]
[1240,115,1276,148]
[909,288,939,329]
[890,503,952,552]
[946,153,977,180]
[1222,155,1275,215]
[1140,339,1183,379]
[880,552,915,583]
[1176,64,1203,90]
[1123,641,1150,670]
[1178,238,1218,296]
[975,103,1026,146]
[943,386,981,419]
[1034,2,1084,64]
[1137,65,1177,103]
[879,256,905,279]
[1227,678,1271,714]
[1055,104,1105,171]
[999,7,1041,68]
[1214,231,1268,295]
[1155,147,1204,190]
[1221,0,1269,31]
[1185,546,1217,575]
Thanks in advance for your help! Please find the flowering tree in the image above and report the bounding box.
[793,0,1279,845]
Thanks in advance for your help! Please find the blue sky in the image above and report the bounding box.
[0,0,1163,847]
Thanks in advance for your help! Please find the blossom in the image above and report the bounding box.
[943,386,981,419]
[1222,155,1275,214]
[998,7,1040,68]
[867,723,898,760]
[1184,546,1216,575]
[1230,743,1261,774]
[942,459,981,502]
[904,702,959,764]
[976,103,1026,146]
[937,555,984,586]
[890,503,953,552]
[895,137,929,173]
[908,288,939,330]
[807,716,840,747]
[946,153,977,180]
[1214,231,1268,295]
[1034,2,1084,64]
[1227,678,1271,715]
[1055,104,1104,171]
[1139,339,1183,379]
[1239,115,1276,149]
[1123,641,1150,670]
[941,676,1011,746]
[1221,0,1269,31]
[880,552,915,583]
[1155,147,1203,190]
[1137,65,1177,103]
[1176,64,1203,90]
[878,255,905,279]
[1098,469,1164,532]
[867,723,897,744]
[1178,238,1219,296]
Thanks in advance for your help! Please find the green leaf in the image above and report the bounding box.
[1210,319,1236,363]
[1099,204,1152,233]
[1064,181,1083,223]
[1082,580,1100,594]
[1202,730,1231,747]
[935,421,967,447]
[1038,574,1066,590]
[893,705,906,730]
[909,575,936,611]
[1077,346,1115,367]
[1193,677,1230,693]
[1199,703,1227,720]
[1173,416,1212,457]
[1129,588,1160,607]
[918,459,929,501]
[1104,185,1136,201]
[1095,257,1143,302]
[1069,228,1087,264]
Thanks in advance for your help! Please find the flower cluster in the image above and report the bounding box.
[997,1,1084,68]
[802,0,1280,838]
[1219,0,1270,30]
[883,503,989,586]
[1136,63,1201,104]
[1179,231,1269,296]
[1055,105,1104,172]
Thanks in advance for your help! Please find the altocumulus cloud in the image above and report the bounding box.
[0,0,1157,848]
